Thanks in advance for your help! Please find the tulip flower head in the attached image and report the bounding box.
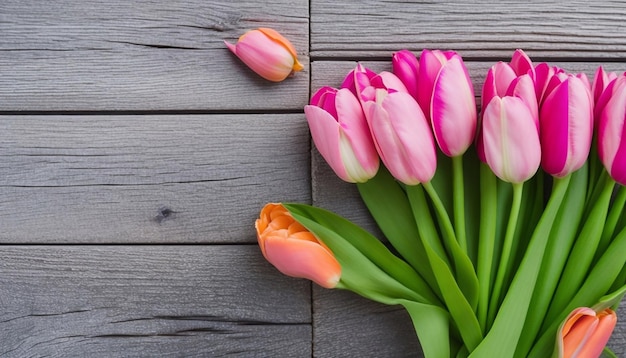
[305,86,380,183]
[256,203,341,288]
[481,96,541,183]
[597,75,626,185]
[510,49,535,78]
[225,28,304,82]
[417,50,477,157]
[362,85,437,185]
[539,75,593,178]
[557,307,617,358]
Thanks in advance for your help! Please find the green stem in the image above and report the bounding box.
[596,184,626,262]
[423,181,458,247]
[468,175,571,358]
[487,182,524,325]
[453,155,467,252]
[477,164,497,332]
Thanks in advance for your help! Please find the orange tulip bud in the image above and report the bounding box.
[558,307,617,358]
[255,203,341,288]
[225,28,304,82]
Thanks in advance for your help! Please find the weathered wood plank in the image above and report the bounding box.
[0,245,311,357]
[313,287,422,358]
[311,1,626,58]
[0,114,310,243]
[0,0,309,111]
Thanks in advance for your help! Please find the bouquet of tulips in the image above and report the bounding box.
[246,40,625,357]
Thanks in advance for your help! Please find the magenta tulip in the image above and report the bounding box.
[592,66,618,105]
[305,86,379,183]
[540,75,594,177]
[225,28,304,82]
[535,63,566,104]
[510,49,535,78]
[597,75,626,185]
[392,49,419,100]
[362,87,437,185]
[481,96,541,183]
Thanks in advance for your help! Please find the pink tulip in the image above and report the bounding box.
[342,64,408,103]
[557,307,617,358]
[430,56,478,157]
[225,28,304,82]
[510,49,535,78]
[341,63,377,101]
[304,86,379,183]
[482,62,517,111]
[392,49,420,100]
[416,49,457,119]
[362,87,437,185]
[597,75,626,185]
[592,66,618,105]
[535,63,566,104]
[256,203,341,289]
[539,75,593,177]
[481,96,541,183]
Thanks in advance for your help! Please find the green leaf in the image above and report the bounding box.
[544,173,614,327]
[468,175,571,358]
[357,167,441,298]
[601,348,618,358]
[401,299,452,358]
[529,226,626,358]
[406,185,483,352]
[514,166,588,358]
[284,203,441,306]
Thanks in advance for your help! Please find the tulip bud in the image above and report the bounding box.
[304,86,379,183]
[592,66,618,105]
[597,75,626,185]
[392,49,419,100]
[534,63,566,104]
[225,28,304,82]
[255,203,341,288]
[341,63,377,100]
[362,87,437,185]
[557,307,617,358]
[429,54,478,157]
[481,96,541,183]
[540,75,593,177]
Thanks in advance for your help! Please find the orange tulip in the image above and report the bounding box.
[225,28,304,82]
[557,307,617,358]
[255,203,341,288]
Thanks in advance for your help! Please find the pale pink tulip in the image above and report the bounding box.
[597,75,626,185]
[392,49,420,100]
[557,307,617,358]
[481,96,541,183]
[305,86,379,183]
[540,75,594,177]
[225,28,304,82]
[362,88,437,185]
[429,54,478,157]
[256,203,341,289]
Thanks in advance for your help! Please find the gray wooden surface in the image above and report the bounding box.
[1,0,624,356]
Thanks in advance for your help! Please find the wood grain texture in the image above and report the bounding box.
[0,114,310,243]
[0,245,311,357]
[311,0,626,58]
[0,0,309,111]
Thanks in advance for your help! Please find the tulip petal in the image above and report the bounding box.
[482,96,541,183]
[576,309,617,358]
[431,56,477,156]
[365,91,436,185]
[229,30,296,82]
[335,89,380,178]
[510,49,534,78]
[392,49,419,99]
[257,27,303,71]
[304,105,349,181]
[540,77,593,177]
[263,234,341,289]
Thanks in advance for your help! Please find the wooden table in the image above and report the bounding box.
[1,1,624,356]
